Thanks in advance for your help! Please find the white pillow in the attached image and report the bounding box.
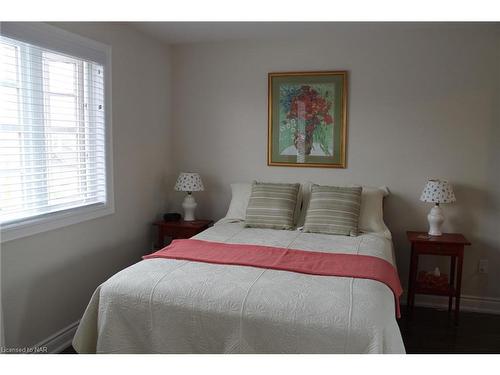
[297,183,391,238]
[222,181,302,224]
[223,182,253,222]
[358,186,391,238]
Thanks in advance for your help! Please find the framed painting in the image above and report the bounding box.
[267,71,348,168]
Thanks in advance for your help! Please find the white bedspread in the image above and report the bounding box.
[73,222,405,353]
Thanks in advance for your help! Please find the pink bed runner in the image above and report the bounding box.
[144,239,403,318]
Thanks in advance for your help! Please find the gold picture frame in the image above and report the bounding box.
[267,71,348,168]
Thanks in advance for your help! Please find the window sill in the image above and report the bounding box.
[0,202,115,243]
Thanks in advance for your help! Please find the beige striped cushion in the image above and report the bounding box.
[244,182,300,230]
[303,185,362,236]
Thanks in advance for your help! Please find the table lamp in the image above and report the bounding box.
[174,172,204,221]
[420,179,456,236]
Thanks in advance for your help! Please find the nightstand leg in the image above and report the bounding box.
[455,250,464,325]
[157,227,165,249]
[406,247,413,309]
[407,245,418,318]
[449,256,456,313]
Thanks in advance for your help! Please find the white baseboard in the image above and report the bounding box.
[32,320,80,354]
[401,293,500,315]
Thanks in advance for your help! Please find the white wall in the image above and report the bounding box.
[171,24,500,301]
[1,22,173,348]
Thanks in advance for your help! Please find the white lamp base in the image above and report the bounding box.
[182,193,197,221]
[427,204,444,236]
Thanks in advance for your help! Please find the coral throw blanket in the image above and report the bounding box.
[144,239,403,318]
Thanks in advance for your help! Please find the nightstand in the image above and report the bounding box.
[406,231,471,324]
[153,219,213,248]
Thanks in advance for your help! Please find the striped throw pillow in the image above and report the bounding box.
[303,185,362,236]
[244,182,300,230]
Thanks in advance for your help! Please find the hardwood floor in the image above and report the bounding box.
[61,306,500,354]
[61,345,76,354]
[398,306,500,353]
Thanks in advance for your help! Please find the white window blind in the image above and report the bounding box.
[0,30,108,228]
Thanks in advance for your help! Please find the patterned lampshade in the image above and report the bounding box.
[174,172,204,192]
[420,179,456,204]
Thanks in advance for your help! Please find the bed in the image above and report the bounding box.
[72,220,405,354]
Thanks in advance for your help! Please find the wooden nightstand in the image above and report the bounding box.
[406,231,471,324]
[154,219,213,248]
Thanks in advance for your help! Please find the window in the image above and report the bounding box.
[0,23,113,242]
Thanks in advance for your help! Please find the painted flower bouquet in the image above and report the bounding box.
[280,85,334,156]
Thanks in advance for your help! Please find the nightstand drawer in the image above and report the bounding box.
[154,219,213,248]
[414,242,461,255]
[170,228,201,239]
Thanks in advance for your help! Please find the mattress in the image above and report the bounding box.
[73,221,405,353]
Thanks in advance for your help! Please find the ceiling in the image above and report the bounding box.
[129,22,499,45]
[130,22,336,45]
